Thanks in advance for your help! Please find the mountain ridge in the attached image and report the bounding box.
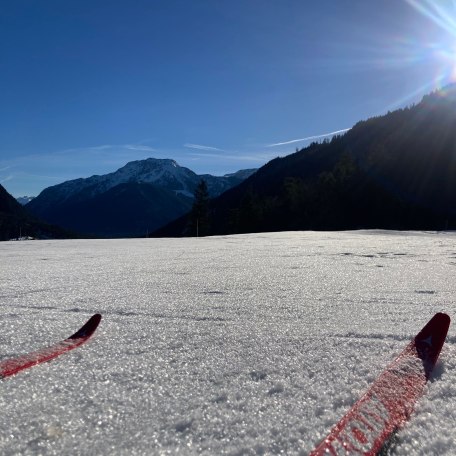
[26,158,256,237]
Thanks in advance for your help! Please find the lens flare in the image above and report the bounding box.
[405,0,456,84]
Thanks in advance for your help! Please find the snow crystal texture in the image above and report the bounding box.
[1,231,455,455]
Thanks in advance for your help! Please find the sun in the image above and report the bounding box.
[405,0,456,84]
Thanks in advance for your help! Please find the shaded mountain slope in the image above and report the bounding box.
[43,182,194,238]
[0,184,73,241]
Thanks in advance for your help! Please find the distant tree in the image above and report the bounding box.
[190,179,210,236]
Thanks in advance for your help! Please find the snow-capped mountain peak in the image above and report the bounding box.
[16,196,35,205]
[26,158,257,236]
[43,158,199,203]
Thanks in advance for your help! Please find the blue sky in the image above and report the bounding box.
[1,0,456,197]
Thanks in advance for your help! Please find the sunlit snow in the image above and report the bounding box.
[1,231,455,455]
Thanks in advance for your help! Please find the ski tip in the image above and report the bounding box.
[418,312,450,331]
[415,312,450,375]
[425,312,451,332]
[434,312,451,324]
[69,313,102,340]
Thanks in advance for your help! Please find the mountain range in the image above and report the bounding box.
[26,159,256,238]
[155,84,456,236]
[3,85,456,241]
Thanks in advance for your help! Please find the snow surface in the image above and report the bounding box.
[1,231,455,455]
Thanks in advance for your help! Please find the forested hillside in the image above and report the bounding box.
[155,85,456,236]
[0,184,73,241]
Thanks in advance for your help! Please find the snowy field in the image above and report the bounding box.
[1,231,455,455]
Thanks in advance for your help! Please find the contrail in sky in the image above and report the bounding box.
[268,128,350,147]
[184,143,224,151]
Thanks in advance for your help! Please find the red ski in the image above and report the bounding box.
[310,312,450,455]
[0,314,102,379]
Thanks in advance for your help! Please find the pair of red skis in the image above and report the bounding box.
[0,312,451,455]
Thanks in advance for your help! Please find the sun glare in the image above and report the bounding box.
[405,0,456,83]
[451,44,456,80]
